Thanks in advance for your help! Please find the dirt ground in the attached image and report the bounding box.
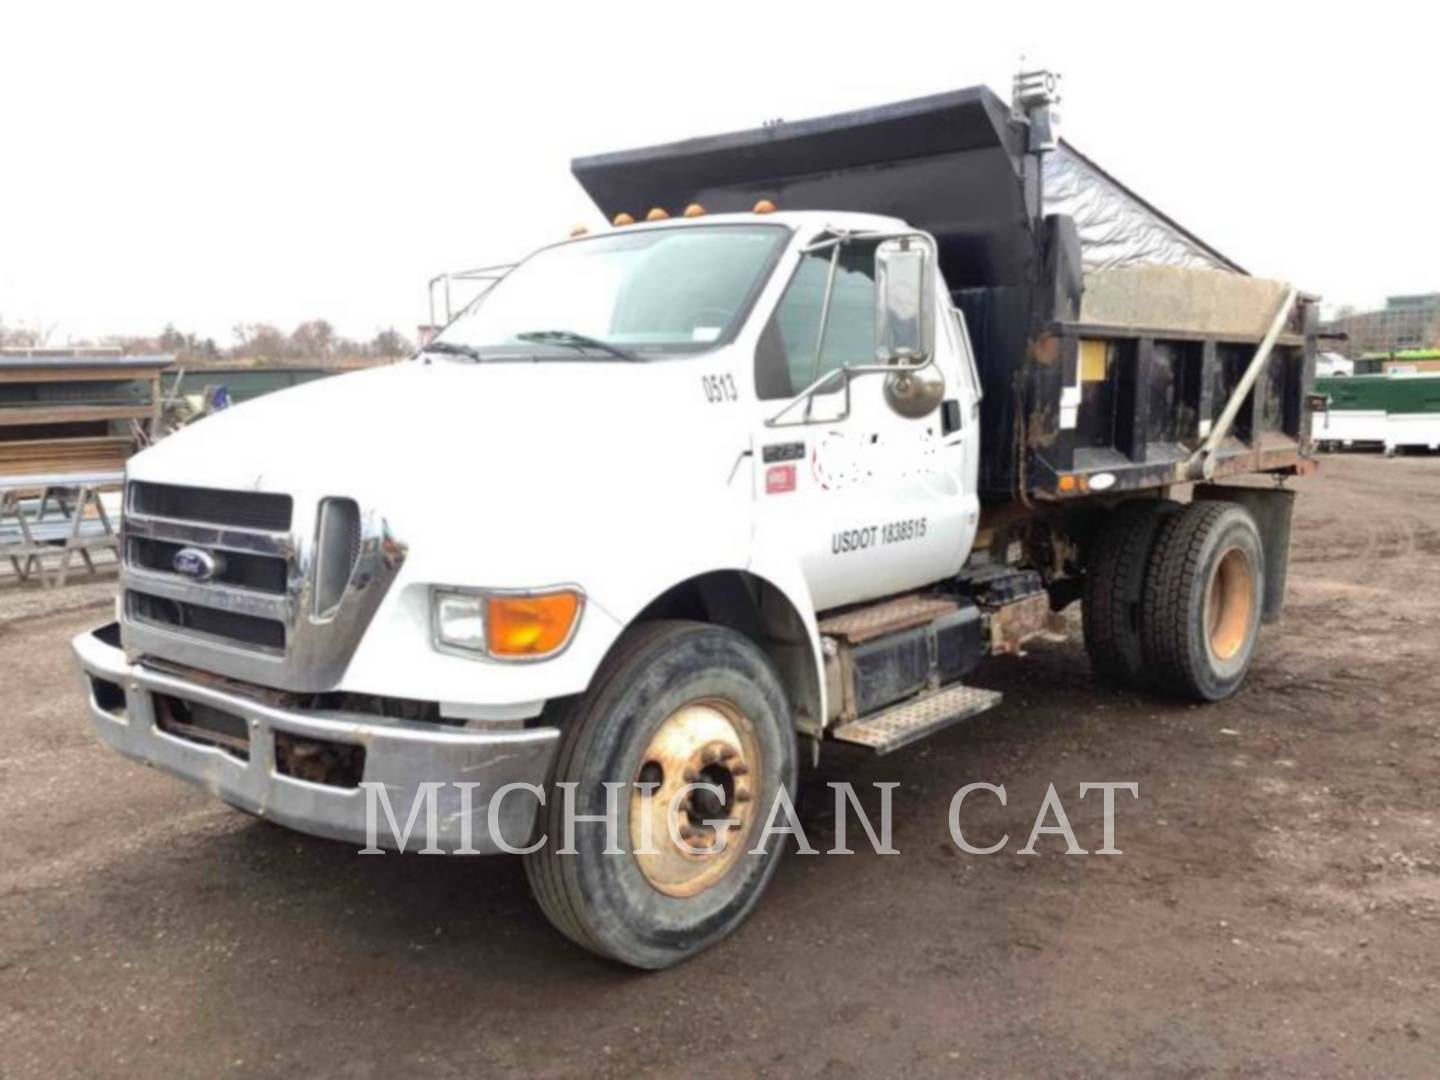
[2,453,1437,1078]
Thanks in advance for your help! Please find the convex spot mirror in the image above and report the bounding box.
[874,236,936,366]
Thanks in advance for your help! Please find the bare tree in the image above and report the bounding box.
[370,327,412,358]
[159,324,187,352]
[290,319,336,362]
[228,323,288,361]
[0,319,54,348]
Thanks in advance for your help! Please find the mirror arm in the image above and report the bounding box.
[764,366,849,428]
[805,243,844,420]
[763,354,938,428]
[801,232,855,254]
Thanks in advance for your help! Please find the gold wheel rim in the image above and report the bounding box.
[1205,547,1256,662]
[629,699,761,899]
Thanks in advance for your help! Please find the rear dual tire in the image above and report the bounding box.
[1140,501,1264,702]
[1085,499,1265,701]
[1083,500,1180,689]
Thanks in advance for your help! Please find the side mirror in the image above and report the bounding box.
[875,236,935,366]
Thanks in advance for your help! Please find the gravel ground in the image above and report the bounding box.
[1,454,1437,1078]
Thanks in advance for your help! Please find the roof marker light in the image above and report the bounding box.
[752,199,777,214]
[570,224,589,237]
[613,212,635,226]
[646,207,670,221]
[682,203,706,218]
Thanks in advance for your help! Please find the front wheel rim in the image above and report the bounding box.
[629,699,761,899]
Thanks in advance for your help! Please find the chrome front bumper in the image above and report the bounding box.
[72,623,560,853]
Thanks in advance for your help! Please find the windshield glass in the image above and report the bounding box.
[433,224,788,359]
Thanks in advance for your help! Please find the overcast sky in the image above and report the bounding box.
[2,1,1435,345]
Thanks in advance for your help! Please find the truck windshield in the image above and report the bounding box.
[432,224,788,359]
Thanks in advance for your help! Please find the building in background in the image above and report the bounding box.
[1363,348,1440,374]
[1323,293,1440,362]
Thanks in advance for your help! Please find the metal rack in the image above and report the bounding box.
[0,351,171,587]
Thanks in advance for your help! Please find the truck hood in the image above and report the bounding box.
[128,358,754,589]
[135,358,744,492]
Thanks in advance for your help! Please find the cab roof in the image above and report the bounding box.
[587,209,912,238]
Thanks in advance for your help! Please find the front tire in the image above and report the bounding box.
[524,620,796,969]
[1140,501,1265,702]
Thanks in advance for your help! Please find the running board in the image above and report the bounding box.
[830,684,1003,755]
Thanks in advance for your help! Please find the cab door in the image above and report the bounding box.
[749,232,980,613]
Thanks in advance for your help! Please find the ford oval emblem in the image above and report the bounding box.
[172,547,218,581]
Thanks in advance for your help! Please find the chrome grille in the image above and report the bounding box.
[127,590,286,653]
[121,508,294,660]
[128,481,293,531]
[119,481,405,692]
[127,535,289,593]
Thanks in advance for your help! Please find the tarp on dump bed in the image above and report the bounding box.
[572,86,1243,289]
[1042,143,1241,275]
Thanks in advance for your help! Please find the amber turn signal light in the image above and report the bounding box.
[487,590,583,658]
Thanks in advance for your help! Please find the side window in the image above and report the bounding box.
[949,305,981,402]
[756,242,877,400]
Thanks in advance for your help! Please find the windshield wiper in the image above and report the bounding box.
[422,341,485,362]
[515,330,642,362]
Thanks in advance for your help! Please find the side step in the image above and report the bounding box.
[830,683,1003,755]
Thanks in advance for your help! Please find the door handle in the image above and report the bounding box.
[941,399,963,436]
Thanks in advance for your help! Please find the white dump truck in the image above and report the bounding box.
[73,81,1317,968]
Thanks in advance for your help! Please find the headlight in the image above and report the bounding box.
[430,587,584,661]
[432,591,488,652]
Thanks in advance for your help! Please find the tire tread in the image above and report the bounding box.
[524,620,691,961]
[1083,500,1176,688]
[525,619,783,965]
[1140,501,1234,697]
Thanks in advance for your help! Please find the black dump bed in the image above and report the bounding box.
[574,87,1316,503]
